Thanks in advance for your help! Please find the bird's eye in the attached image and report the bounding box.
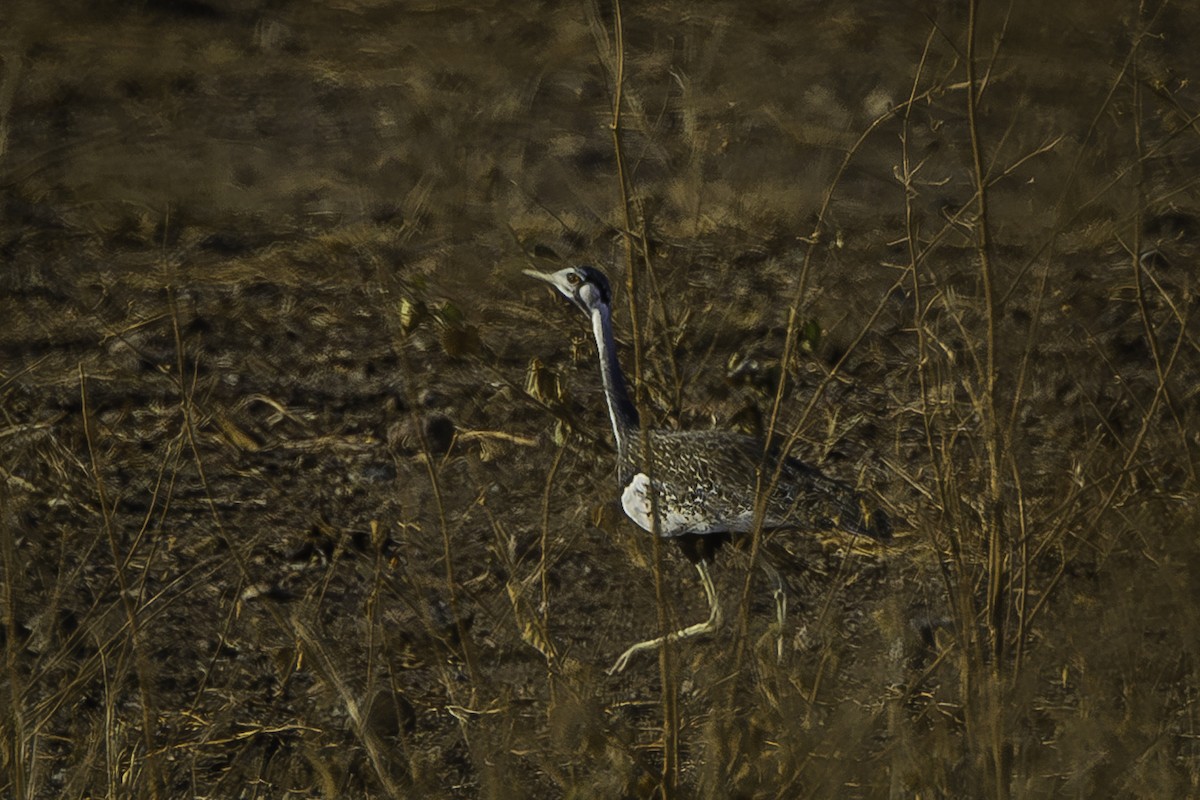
[567,273,580,285]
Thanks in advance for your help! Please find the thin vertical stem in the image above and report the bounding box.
[966,0,1004,660]
[965,2,1010,797]
[608,1,678,794]
[1,488,26,799]
[539,443,567,664]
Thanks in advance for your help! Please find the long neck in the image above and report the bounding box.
[590,303,639,452]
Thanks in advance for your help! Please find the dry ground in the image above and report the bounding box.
[2,1,1199,797]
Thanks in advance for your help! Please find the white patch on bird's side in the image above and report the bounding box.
[621,473,656,532]
[621,472,730,537]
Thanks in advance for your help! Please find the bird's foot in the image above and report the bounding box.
[607,641,652,675]
[607,651,633,676]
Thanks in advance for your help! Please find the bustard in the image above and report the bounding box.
[525,266,891,673]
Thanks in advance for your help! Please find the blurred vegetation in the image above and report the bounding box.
[1,0,1198,797]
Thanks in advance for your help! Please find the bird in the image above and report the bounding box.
[524,265,892,674]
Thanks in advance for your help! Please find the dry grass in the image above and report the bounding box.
[2,0,1199,798]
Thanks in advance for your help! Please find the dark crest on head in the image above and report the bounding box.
[577,266,611,305]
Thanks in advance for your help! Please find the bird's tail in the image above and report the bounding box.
[787,457,893,542]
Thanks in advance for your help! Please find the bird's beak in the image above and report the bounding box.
[522,269,556,285]
[524,268,586,311]
[523,268,573,297]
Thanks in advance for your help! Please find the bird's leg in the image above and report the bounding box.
[607,560,722,675]
[725,546,790,661]
[758,557,788,662]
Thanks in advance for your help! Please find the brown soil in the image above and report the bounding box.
[2,1,1198,797]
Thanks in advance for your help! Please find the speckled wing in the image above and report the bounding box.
[620,429,890,540]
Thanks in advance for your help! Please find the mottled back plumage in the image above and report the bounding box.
[620,428,891,541]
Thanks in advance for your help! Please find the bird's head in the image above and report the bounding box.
[523,266,612,314]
